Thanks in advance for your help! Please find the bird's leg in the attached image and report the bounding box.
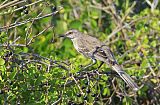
[81,59,97,70]
[94,62,104,71]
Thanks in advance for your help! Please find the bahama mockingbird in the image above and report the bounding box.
[62,29,139,91]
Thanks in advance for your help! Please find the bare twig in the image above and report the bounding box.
[105,16,150,42]
[0,0,20,10]
[0,10,59,32]
[121,1,136,23]
[0,0,44,15]
[11,36,21,44]
[51,95,62,105]
[72,75,84,95]
[146,0,159,11]
[25,7,45,45]
[0,43,26,47]
[27,25,54,45]
[0,0,8,7]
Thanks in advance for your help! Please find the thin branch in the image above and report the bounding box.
[0,0,44,15]
[0,43,26,47]
[0,10,60,32]
[51,96,62,105]
[25,7,45,45]
[0,0,20,10]
[105,16,150,42]
[27,25,54,45]
[11,36,21,44]
[72,75,84,95]
[121,1,136,23]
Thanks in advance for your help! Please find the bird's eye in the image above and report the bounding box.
[68,32,73,34]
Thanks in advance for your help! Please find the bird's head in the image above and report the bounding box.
[64,29,80,39]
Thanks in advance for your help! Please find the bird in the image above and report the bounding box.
[62,29,139,91]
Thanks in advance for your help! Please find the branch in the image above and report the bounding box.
[0,0,44,15]
[0,9,60,32]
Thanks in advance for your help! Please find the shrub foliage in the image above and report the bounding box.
[0,0,159,104]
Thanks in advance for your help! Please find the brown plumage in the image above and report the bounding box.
[64,29,139,91]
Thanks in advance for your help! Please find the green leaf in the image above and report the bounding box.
[23,47,29,53]
[55,21,67,34]
[91,19,97,28]
[151,41,156,47]
[103,87,110,96]
[151,79,158,83]
[0,57,5,65]
[90,9,101,19]
[10,69,17,80]
[141,60,148,68]
[35,75,45,85]
[0,75,2,81]
[101,75,108,81]
[122,97,132,105]
[70,20,82,29]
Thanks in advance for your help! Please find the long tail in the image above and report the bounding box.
[111,64,139,91]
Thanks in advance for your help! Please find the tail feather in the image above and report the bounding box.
[112,64,139,91]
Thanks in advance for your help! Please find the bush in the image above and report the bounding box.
[0,0,159,104]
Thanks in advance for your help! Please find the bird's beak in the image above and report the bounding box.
[59,34,66,38]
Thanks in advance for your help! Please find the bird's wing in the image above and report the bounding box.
[75,35,116,63]
[73,35,99,57]
[94,47,116,64]
[101,45,117,63]
[84,35,104,58]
